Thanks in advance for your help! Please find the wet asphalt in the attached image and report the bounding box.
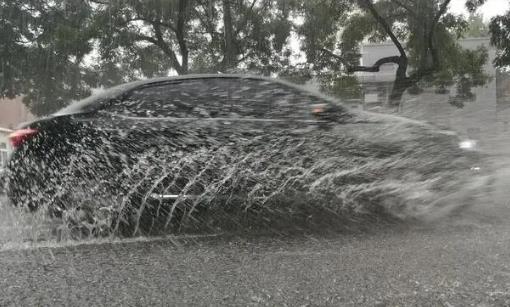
[0,216,509,306]
[0,159,509,306]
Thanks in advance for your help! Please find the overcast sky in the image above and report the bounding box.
[450,0,509,20]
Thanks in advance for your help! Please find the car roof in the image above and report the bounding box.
[55,74,342,116]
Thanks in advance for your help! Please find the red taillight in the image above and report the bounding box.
[8,128,39,148]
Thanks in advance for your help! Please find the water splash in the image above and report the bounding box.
[2,113,488,243]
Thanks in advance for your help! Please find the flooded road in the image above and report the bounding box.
[1,100,510,305]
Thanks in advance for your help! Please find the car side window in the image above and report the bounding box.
[230,79,325,119]
[108,79,232,118]
[106,77,332,119]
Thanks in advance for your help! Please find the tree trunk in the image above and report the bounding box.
[222,0,235,71]
[176,0,189,74]
[389,56,409,105]
[358,0,410,105]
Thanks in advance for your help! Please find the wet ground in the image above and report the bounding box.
[0,159,508,306]
[1,97,510,306]
[0,201,509,306]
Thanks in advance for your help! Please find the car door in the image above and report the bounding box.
[214,77,345,209]
[90,79,239,202]
[96,77,308,207]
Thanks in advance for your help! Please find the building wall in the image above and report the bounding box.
[358,43,401,84]
[0,97,36,130]
[0,129,12,168]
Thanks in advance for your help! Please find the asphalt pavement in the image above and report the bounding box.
[0,157,509,306]
[0,214,509,306]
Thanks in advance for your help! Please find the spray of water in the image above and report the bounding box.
[2,112,488,244]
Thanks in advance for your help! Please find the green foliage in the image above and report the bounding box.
[90,0,195,76]
[447,46,490,107]
[278,65,313,85]
[465,0,487,13]
[296,0,351,65]
[90,0,294,76]
[339,13,377,64]
[322,75,362,100]
[489,10,510,67]
[464,13,489,37]
[466,0,510,68]
[0,0,97,115]
[1,0,296,115]
[291,0,358,101]
[0,0,498,115]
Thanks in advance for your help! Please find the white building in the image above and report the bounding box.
[0,127,12,168]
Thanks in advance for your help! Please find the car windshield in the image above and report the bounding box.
[1,0,509,305]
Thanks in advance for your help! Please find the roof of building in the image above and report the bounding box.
[362,37,491,48]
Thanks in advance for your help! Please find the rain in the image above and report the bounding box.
[0,0,510,305]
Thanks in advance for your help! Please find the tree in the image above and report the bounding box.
[317,0,489,106]
[464,13,489,37]
[90,0,293,77]
[489,10,510,68]
[0,0,98,115]
[186,0,294,75]
[1,0,295,114]
[90,0,195,79]
[290,0,361,99]
[467,0,510,68]
[2,0,495,115]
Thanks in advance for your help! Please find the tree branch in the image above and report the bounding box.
[391,0,418,17]
[88,0,108,5]
[234,0,258,37]
[319,48,350,66]
[348,56,401,73]
[158,21,178,33]
[320,48,400,73]
[194,4,216,37]
[433,0,452,28]
[118,15,178,34]
[428,0,452,68]
[153,22,184,74]
[134,34,159,45]
[358,0,407,59]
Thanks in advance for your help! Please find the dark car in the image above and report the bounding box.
[5,74,483,234]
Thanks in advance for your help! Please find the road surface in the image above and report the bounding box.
[1,102,509,306]
[0,155,509,306]
[0,218,509,306]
